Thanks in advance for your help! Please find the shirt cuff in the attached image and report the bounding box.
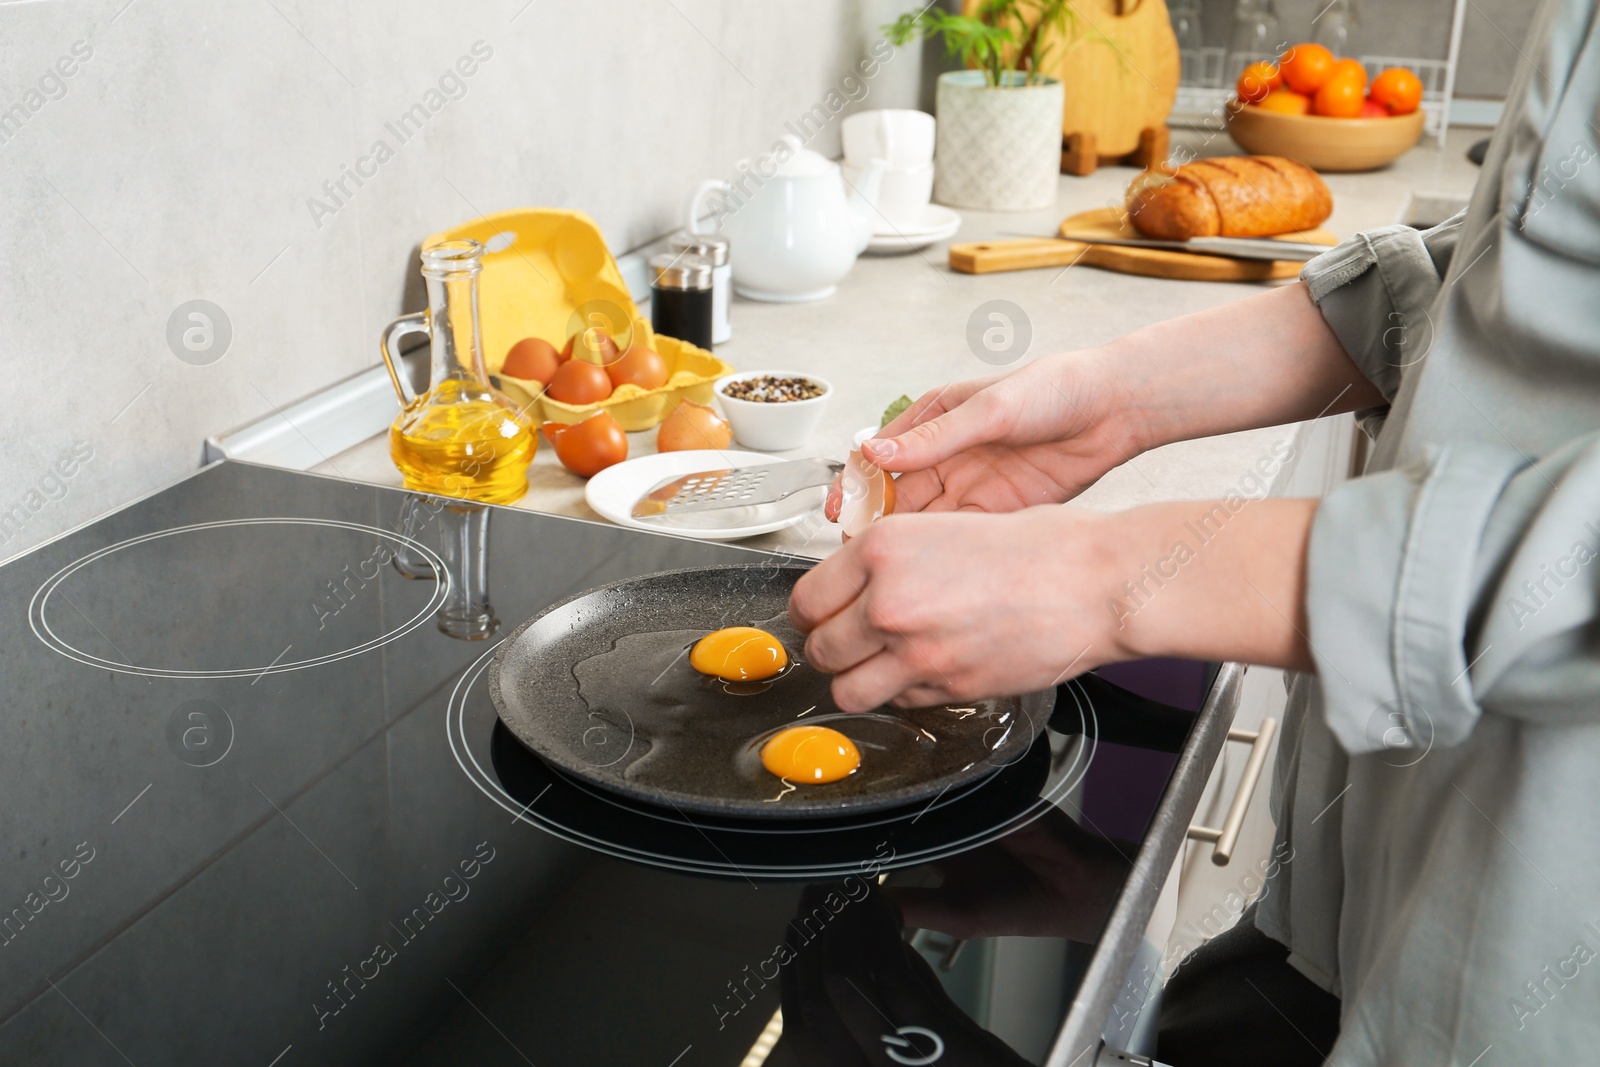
[1305,443,1527,754]
[1300,224,1451,404]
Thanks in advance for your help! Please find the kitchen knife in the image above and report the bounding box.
[631,458,842,518]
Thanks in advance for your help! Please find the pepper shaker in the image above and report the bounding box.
[670,231,731,344]
[649,251,715,352]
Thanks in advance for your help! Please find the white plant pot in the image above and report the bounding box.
[933,71,1064,211]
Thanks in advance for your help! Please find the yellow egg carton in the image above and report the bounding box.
[424,208,731,432]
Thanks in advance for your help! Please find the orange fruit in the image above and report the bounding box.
[1360,98,1389,118]
[1370,67,1424,115]
[1313,77,1366,118]
[1236,60,1283,104]
[1279,42,1335,94]
[1255,89,1312,116]
[1327,57,1368,89]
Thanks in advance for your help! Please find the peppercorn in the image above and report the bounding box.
[722,375,825,403]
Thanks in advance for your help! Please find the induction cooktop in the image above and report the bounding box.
[0,462,1218,1066]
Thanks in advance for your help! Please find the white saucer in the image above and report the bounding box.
[585,449,824,541]
[866,204,962,255]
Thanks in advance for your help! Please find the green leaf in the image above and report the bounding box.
[880,395,914,428]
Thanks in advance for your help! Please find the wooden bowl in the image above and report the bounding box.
[1225,103,1426,172]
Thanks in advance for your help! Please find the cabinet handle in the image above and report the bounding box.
[1186,718,1278,866]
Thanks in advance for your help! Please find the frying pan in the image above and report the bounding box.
[489,565,1055,819]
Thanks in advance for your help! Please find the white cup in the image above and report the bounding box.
[845,160,935,233]
[842,109,935,169]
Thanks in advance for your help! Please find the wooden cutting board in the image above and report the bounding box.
[960,0,1179,160]
[949,207,1339,282]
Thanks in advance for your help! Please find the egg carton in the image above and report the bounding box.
[423,208,733,433]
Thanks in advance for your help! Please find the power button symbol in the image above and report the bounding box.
[881,1025,944,1065]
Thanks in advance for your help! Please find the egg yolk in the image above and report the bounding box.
[689,627,788,682]
[760,726,861,784]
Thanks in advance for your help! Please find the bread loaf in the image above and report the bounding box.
[1126,156,1333,240]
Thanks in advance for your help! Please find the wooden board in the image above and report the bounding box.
[963,0,1180,159]
[1063,125,1169,176]
[948,207,1339,282]
[1050,0,1180,159]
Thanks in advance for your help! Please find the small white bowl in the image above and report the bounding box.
[714,371,832,452]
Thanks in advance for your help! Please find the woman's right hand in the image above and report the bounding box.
[830,349,1141,518]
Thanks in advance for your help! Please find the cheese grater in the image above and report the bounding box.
[631,458,842,519]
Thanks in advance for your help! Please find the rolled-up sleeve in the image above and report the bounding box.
[1305,431,1600,754]
[1299,213,1465,409]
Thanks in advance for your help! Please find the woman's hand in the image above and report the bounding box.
[828,283,1386,523]
[792,506,1124,711]
[790,497,1318,712]
[829,350,1142,519]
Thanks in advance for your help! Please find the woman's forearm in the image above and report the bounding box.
[860,283,1386,523]
[1092,282,1386,455]
[1105,496,1318,673]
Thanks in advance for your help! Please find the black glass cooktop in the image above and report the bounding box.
[0,462,1215,1066]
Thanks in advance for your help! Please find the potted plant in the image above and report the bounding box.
[886,0,1108,210]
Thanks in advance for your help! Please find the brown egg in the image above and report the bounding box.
[606,345,669,391]
[542,412,628,477]
[502,337,561,384]
[546,359,613,405]
[838,449,895,538]
[569,328,621,367]
[657,401,731,452]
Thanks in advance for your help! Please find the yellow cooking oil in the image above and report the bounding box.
[389,379,536,504]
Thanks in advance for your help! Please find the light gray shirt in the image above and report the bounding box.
[1258,0,1600,1062]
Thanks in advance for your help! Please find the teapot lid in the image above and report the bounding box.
[767,133,836,178]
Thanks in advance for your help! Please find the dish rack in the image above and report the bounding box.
[1169,0,1468,146]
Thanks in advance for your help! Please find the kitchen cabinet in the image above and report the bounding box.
[1164,410,1360,973]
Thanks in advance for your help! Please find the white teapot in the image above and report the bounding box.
[689,134,884,303]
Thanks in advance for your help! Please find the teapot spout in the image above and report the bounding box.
[844,159,887,253]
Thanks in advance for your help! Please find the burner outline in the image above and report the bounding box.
[29,517,450,679]
[446,642,1100,879]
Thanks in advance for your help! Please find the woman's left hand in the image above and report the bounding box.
[789,506,1121,712]
[789,496,1318,712]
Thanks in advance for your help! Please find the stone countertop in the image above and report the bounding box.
[314,128,1487,557]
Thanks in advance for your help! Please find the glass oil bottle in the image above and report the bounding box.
[380,240,535,505]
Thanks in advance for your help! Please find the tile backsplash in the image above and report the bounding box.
[0,0,923,559]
